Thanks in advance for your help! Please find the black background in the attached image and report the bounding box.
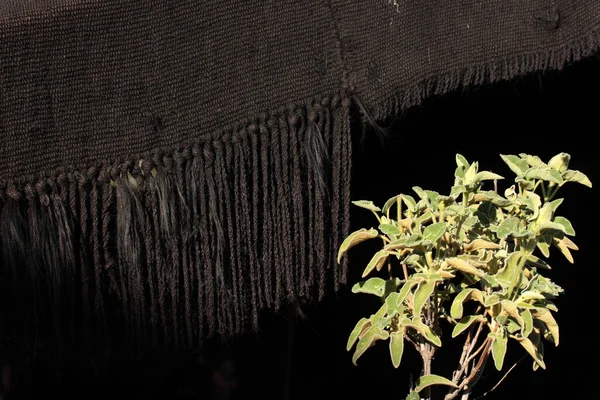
[12,54,599,399]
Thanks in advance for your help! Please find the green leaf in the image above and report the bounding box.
[464,162,479,184]
[526,254,551,270]
[537,222,566,238]
[426,190,440,208]
[379,223,401,237]
[397,278,421,304]
[537,240,550,258]
[474,171,504,183]
[404,234,423,247]
[476,201,497,225]
[524,190,542,217]
[532,308,559,346]
[401,195,418,212]
[385,292,405,316]
[519,291,546,301]
[497,217,521,239]
[401,318,441,347]
[562,169,592,188]
[412,186,428,200]
[456,154,470,169]
[496,252,525,294]
[352,325,389,365]
[484,294,500,307]
[549,198,564,212]
[389,332,405,368]
[501,154,529,177]
[452,315,485,338]
[473,191,513,207]
[450,185,467,198]
[413,279,437,319]
[548,153,570,173]
[446,258,485,279]
[405,391,420,400]
[553,216,575,236]
[414,374,459,393]
[521,309,533,338]
[553,237,575,264]
[491,329,508,371]
[516,177,534,190]
[347,318,371,351]
[337,228,379,263]
[362,250,390,277]
[519,154,547,168]
[450,288,484,319]
[382,195,400,215]
[422,222,447,243]
[352,200,381,212]
[515,332,546,370]
[525,167,564,185]
[463,239,501,252]
[351,277,387,296]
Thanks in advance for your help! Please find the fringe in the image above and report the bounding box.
[0,95,351,360]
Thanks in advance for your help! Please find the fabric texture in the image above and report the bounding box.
[1,0,599,361]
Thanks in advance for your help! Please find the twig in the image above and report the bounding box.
[473,356,525,400]
[464,337,489,365]
[453,321,485,384]
[402,263,409,281]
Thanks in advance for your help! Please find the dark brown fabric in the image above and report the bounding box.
[0,0,598,361]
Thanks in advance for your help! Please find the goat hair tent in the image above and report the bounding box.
[1,0,599,362]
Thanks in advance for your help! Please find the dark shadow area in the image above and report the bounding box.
[3,54,599,399]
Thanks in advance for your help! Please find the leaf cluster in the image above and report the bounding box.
[338,153,591,397]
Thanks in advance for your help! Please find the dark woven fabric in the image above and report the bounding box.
[0,0,599,365]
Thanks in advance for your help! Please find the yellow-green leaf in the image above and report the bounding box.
[501,301,524,328]
[352,325,389,365]
[446,257,485,278]
[382,195,401,215]
[491,329,508,371]
[397,277,421,304]
[379,223,401,237]
[405,391,420,400]
[532,308,559,346]
[519,153,546,168]
[463,239,501,252]
[562,169,592,188]
[501,154,529,177]
[553,216,575,236]
[553,238,574,264]
[362,250,390,277]
[474,171,504,183]
[403,319,442,347]
[337,228,379,263]
[548,153,570,173]
[451,288,484,320]
[496,252,525,292]
[521,309,533,338]
[414,374,459,393]
[351,277,386,296]
[525,167,564,185]
[413,279,437,319]
[347,318,371,351]
[352,200,381,212]
[537,240,550,258]
[452,315,485,338]
[515,332,546,370]
[389,332,405,368]
[484,294,500,307]
[422,222,447,243]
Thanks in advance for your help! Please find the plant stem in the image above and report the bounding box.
[419,298,439,400]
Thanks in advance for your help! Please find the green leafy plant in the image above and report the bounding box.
[338,153,591,400]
